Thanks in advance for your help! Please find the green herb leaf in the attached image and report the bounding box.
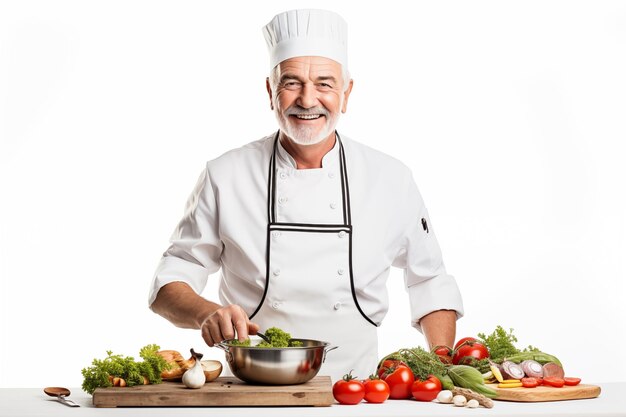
[477,326,521,362]
[81,344,169,395]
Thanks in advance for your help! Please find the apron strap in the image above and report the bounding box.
[268,131,351,226]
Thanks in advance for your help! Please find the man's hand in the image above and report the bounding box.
[151,282,260,346]
[200,304,260,346]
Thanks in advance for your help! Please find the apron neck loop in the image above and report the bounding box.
[268,131,352,226]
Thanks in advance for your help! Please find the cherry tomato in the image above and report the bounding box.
[564,377,582,386]
[333,372,365,405]
[363,377,390,403]
[411,375,442,402]
[543,377,565,388]
[454,337,478,349]
[521,377,540,388]
[431,345,453,364]
[452,340,490,365]
[381,365,415,399]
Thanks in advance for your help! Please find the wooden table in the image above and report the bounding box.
[1,381,624,417]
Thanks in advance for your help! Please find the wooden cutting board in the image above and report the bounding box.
[92,376,333,407]
[489,383,601,402]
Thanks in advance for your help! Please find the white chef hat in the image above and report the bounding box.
[262,9,348,70]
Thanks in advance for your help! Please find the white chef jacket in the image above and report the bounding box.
[149,133,464,331]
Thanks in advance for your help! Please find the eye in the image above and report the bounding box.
[282,81,301,90]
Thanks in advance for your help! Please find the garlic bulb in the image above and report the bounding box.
[182,349,205,389]
[466,399,480,408]
[453,395,467,407]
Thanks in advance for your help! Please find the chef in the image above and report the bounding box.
[149,9,464,381]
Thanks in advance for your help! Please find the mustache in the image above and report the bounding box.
[285,105,330,117]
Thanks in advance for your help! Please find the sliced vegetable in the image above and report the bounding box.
[501,361,525,380]
[520,360,544,378]
[564,377,581,386]
[521,377,540,388]
[489,362,504,383]
[542,362,565,379]
[498,382,523,388]
[543,377,565,388]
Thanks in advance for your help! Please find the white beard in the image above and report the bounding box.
[274,100,343,146]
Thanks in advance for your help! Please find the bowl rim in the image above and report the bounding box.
[219,337,331,350]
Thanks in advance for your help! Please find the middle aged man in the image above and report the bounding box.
[149,9,464,381]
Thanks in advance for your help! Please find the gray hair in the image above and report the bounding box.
[268,65,352,94]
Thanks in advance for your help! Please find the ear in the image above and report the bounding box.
[266,77,274,110]
[341,79,354,113]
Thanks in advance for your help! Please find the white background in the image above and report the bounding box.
[1,0,625,389]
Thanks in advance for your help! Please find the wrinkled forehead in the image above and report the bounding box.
[275,56,343,78]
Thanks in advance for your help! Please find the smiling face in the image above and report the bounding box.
[267,56,353,146]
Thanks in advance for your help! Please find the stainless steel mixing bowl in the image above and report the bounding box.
[215,338,337,385]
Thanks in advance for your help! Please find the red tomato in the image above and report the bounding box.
[564,377,581,386]
[543,377,565,388]
[411,375,442,402]
[452,340,490,365]
[454,337,477,349]
[431,345,453,364]
[363,377,390,403]
[377,360,407,379]
[381,365,415,399]
[333,372,365,405]
[521,377,540,388]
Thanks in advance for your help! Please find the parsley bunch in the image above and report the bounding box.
[477,326,521,362]
[81,344,169,395]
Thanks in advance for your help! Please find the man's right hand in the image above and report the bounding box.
[200,304,260,346]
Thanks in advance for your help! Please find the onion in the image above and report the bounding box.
[520,360,543,378]
[501,361,525,380]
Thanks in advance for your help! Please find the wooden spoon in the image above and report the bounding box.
[43,387,80,407]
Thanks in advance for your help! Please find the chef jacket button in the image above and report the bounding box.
[272,231,281,239]
[328,172,335,179]
[333,302,342,310]
[330,202,337,209]
[272,301,281,310]
[273,269,281,276]
[279,171,288,179]
[338,231,346,238]
[337,268,345,275]
[278,196,287,205]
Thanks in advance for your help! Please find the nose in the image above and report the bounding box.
[296,83,318,109]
